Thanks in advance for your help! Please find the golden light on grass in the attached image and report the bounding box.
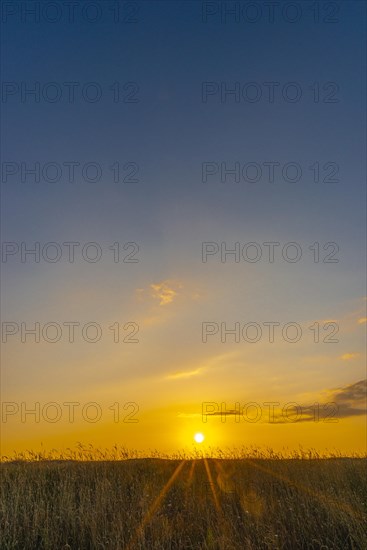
[194,432,205,444]
[1,446,366,548]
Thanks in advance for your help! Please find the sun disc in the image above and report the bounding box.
[194,432,205,444]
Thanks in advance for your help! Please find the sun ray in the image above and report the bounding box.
[126,460,186,550]
[188,459,196,485]
[203,458,221,513]
[246,459,365,521]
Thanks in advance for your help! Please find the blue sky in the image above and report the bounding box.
[1,1,366,454]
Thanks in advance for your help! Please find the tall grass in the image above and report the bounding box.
[1,446,366,549]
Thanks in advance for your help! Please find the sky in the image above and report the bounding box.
[1,0,366,457]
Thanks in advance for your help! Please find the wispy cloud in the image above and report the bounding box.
[340,352,360,361]
[202,380,367,423]
[279,379,367,422]
[165,352,239,381]
[330,379,366,404]
[136,279,183,306]
[166,368,202,380]
[151,281,181,306]
[176,412,202,419]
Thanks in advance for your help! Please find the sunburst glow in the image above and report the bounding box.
[194,432,205,444]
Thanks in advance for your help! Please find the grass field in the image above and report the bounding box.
[1,449,366,549]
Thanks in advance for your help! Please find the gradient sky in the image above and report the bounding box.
[1,1,366,456]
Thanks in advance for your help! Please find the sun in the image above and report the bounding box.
[194,432,205,444]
